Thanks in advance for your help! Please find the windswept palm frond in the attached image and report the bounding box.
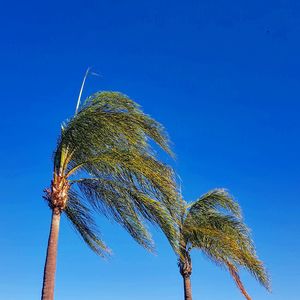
[76,178,155,251]
[65,190,110,257]
[174,188,270,300]
[186,193,270,290]
[184,212,253,253]
[187,189,241,218]
[184,221,270,290]
[55,92,173,174]
[50,91,179,256]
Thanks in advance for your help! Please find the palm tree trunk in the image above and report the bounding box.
[179,249,193,300]
[41,209,61,300]
[183,275,192,300]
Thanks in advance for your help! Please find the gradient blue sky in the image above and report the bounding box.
[0,1,299,299]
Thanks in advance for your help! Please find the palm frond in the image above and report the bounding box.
[184,212,253,251]
[50,91,180,254]
[183,210,270,290]
[68,148,177,212]
[54,91,173,175]
[64,189,110,257]
[130,192,180,253]
[76,178,155,251]
[187,189,241,218]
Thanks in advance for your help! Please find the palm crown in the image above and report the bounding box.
[45,91,179,255]
[177,189,270,300]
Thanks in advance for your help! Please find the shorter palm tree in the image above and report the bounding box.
[174,189,270,300]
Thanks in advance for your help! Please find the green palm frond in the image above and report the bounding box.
[132,193,180,253]
[176,189,270,299]
[76,178,155,251]
[65,190,110,257]
[50,91,179,256]
[183,216,250,250]
[184,222,269,290]
[54,92,173,174]
[69,149,177,211]
[187,189,241,218]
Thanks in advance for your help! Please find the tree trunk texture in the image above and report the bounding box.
[183,275,193,300]
[41,210,61,300]
[179,251,193,300]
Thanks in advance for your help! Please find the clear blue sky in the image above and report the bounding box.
[0,1,299,299]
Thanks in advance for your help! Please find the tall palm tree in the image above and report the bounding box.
[41,91,179,300]
[173,189,270,300]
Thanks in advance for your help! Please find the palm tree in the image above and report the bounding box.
[41,91,179,299]
[174,189,270,300]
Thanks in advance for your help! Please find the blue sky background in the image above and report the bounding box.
[0,0,299,299]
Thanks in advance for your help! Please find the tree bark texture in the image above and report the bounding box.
[179,251,193,300]
[41,210,61,300]
[183,274,193,300]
